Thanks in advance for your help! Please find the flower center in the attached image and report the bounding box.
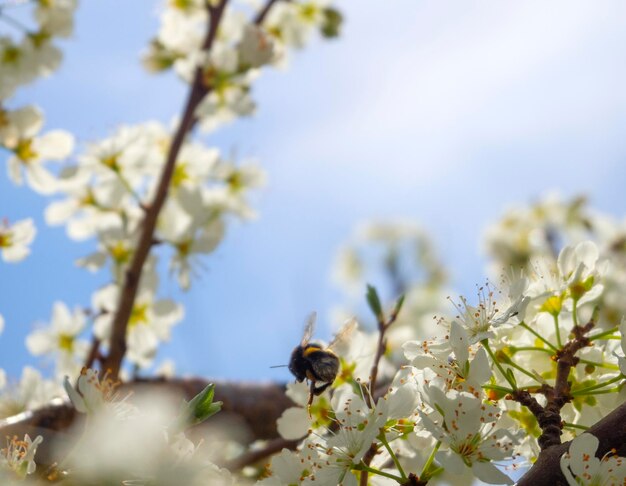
[0,232,12,248]
[2,45,20,65]
[102,153,120,172]
[172,163,189,187]
[129,303,149,327]
[15,139,37,162]
[109,242,131,264]
[58,334,74,352]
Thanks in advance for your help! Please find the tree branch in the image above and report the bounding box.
[510,318,594,450]
[0,378,294,467]
[101,0,229,379]
[518,399,626,485]
[253,0,279,24]
[102,0,286,380]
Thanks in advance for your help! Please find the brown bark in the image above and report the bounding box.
[0,378,293,468]
[101,0,229,379]
[518,399,626,485]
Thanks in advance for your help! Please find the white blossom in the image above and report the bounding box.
[0,218,36,263]
[0,366,62,419]
[561,433,626,486]
[0,434,43,478]
[26,301,89,379]
[449,279,529,343]
[419,387,519,485]
[93,284,184,368]
[6,117,74,193]
[63,368,136,418]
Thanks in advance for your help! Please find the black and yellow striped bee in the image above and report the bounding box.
[288,312,355,406]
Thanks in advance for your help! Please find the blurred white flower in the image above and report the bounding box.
[0,366,62,419]
[0,218,36,263]
[34,0,78,38]
[264,1,330,49]
[0,106,42,149]
[63,368,136,419]
[158,199,225,290]
[93,285,184,369]
[239,24,275,68]
[0,434,43,478]
[26,301,89,379]
[46,168,127,241]
[529,241,606,308]
[196,87,255,132]
[6,119,74,194]
[276,404,309,441]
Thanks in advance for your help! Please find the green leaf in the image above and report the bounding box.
[392,294,406,317]
[175,383,222,430]
[366,284,383,321]
[506,369,517,387]
[320,8,343,38]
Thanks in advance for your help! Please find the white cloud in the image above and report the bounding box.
[267,0,626,189]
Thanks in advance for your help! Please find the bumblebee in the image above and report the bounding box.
[288,312,355,405]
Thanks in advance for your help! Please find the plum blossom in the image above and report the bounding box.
[35,0,78,38]
[419,386,520,484]
[93,284,184,368]
[256,448,312,485]
[0,218,36,263]
[26,301,89,379]
[0,434,43,478]
[264,0,331,49]
[276,382,316,440]
[560,433,626,486]
[449,278,529,344]
[529,241,606,308]
[306,387,389,486]
[45,168,128,241]
[63,368,136,418]
[0,366,61,419]
[5,109,74,193]
[404,320,492,392]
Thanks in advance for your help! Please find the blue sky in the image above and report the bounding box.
[1,0,626,382]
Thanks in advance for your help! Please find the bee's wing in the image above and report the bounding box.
[301,311,317,346]
[327,317,357,351]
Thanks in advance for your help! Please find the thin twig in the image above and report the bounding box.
[368,304,401,401]
[360,298,403,486]
[510,318,595,450]
[253,0,278,24]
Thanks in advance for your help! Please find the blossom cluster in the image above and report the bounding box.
[2,0,626,484]
[1,368,229,484]
[1,0,77,193]
[258,194,626,485]
[0,0,341,387]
